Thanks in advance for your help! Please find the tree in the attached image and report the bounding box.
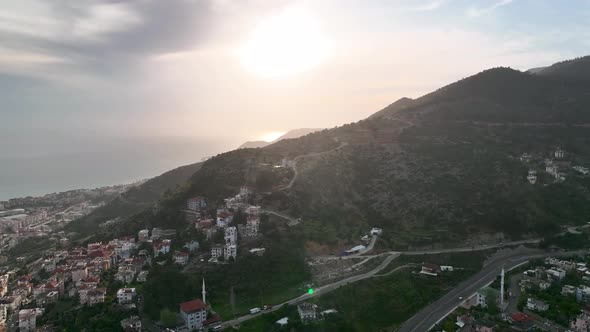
[160,308,177,328]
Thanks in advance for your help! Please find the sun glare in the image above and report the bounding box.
[261,131,286,142]
[238,7,330,78]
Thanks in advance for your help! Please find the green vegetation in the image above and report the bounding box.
[541,232,590,250]
[142,223,310,320]
[238,305,355,332]
[39,299,135,332]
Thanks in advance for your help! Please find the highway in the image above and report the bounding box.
[221,252,401,328]
[397,248,587,332]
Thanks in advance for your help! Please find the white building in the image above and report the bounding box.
[153,239,171,257]
[527,298,549,311]
[136,271,149,283]
[547,268,566,280]
[297,303,317,324]
[173,251,189,265]
[527,169,537,184]
[224,226,238,245]
[18,309,39,332]
[180,299,207,331]
[138,229,149,242]
[370,228,383,236]
[116,288,136,304]
[573,166,589,175]
[555,148,565,159]
[210,246,223,261]
[224,244,237,261]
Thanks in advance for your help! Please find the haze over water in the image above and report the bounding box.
[0,135,240,200]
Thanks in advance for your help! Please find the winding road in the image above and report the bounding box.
[219,240,564,329]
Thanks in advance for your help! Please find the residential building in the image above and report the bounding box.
[137,229,149,242]
[224,226,238,245]
[184,240,199,252]
[249,248,266,256]
[121,316,142,332]
[526,298,549,311]
[420,263,441,276]
[136,271,149,283]
[210,246,223,261]
[187,197,207,211]
[117,288,136,304]
[153,239,171,257]
[574,166,589,175]
[555,147,565,159]
[577,286,590,303]
[246,217,259,238]
[297,302,317,324]
[527,169,537,184]
[180,299,207,331]
[18,309,37,332]
[224,244,237,261]
[85,288,106,305]
[562,285,576,296]
[173,251,189,266]
[571,311,590,332]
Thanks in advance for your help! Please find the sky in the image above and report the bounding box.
[1,0,589,143]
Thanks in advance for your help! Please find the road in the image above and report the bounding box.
[401,239,541,256]
[397,249,587,332]
[221,252,401,328]
[261,209,300,226]
[281,141,348,190]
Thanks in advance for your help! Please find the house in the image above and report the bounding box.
[210,246,223,261]
[562,285,576,296]
[510,312,534,331]
[136,271,149,283]
[370,228,383,236]
[527,169,537,184]
[571,310,590,332]
[117,288,136,304]
[173,251,189,266]
[246,217,260,238]
[526,298,549,311]
[138,229,149,242]
[574,166,590,175]
[184,240,199,253]
[577,286,590,303]
[555,147,565,159]
[461,288,496,309]
[224,226,238,245]
[18,309,38,332]
[547,268,566,280]
[180,299,207,331]
[121,315,142,332]
[153,239,171,257]
[344,245,366,255]
[297,302,317,324]
[249,248,266,256]
[85,288,106,305]
[420,263,441,276]
[187,197,207,211]
[224,244,237,261]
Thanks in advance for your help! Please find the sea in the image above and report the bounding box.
[0,135,241,201]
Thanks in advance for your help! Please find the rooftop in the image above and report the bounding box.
[180,299,206,313]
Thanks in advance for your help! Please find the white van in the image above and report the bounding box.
[249,307,261,314]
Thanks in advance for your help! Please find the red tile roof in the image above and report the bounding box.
[511,312,531,322]
[180,299,206,313]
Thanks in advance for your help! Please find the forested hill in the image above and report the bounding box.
[68,162,202,235]
[74,56,590,248]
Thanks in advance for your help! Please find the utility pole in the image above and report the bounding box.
[500,266,505,309]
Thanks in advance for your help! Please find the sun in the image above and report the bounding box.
[260,131,286,142]
[238,7,330,78]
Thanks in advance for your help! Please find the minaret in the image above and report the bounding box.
[500,266,505,308]
[202,278,207,305]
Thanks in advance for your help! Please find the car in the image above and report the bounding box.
[212,325,223,331]
[458,296,463,300]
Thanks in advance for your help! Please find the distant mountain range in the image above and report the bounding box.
[71,55,590,248]
[238,128,324,149]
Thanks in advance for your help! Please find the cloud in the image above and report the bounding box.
[406,0,446,12]
[467,0,514,17]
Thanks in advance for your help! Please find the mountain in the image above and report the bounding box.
[238,128,323,149]
[68,162,202,235]
[528,56,590,81]
[79,56,590,249]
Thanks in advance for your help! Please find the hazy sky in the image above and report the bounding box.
[2,0,589,142]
